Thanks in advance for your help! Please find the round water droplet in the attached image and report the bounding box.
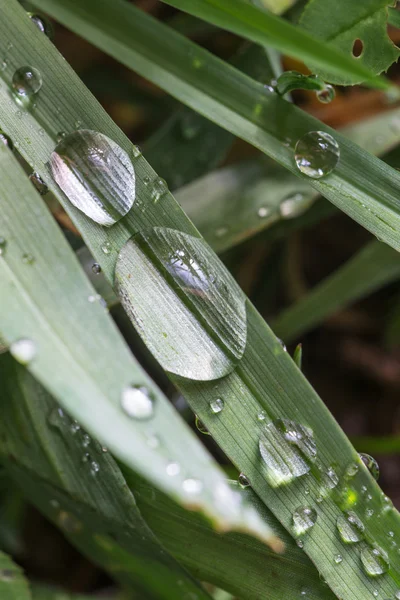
[121,385,154,420]
[345,462,359,478]
[29,171,48,195]
[325,466,339,489]
[56,131,66,143]
[279,193,306,219]
[91,263,101,274]
[295,131,339,179]
[336,511,365,543]
[210,398,224,414]
[182,478,203,495]
[115,228,247,381]
[50,130,135,226]
[151,177,168,202]
[292,506,317,535]
[0,131,13,151]
[316,84,335,104]
[166,462,180,476]
[28,13,54,38]
[238,473,250,488]
[361,545,389,577]
[12,66,42,97]
[10,338,37,364]
[195,416,210,435]
[334,554,343,564]
[82,452,91,463]
[257,206,270,218]
[359,453,380,481]
[101,241,112,255]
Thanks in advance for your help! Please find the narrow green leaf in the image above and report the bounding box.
[293,343,302,369]
[158,0,389,88]
[0,142,278,548]
[272,240,400,342]
[0,551,31,600]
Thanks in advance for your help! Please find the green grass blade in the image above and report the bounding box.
[158,0,388,87]
[32,588,110,600]
[272,240,400,342]
[0,550,31,600]
[0,142,278,549]
[28,0,400,251]
[0,354,210,600]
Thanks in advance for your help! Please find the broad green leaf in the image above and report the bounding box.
[300,0,399,85]
[0,354,210,600]
[0,142,278,549]
[272,240,400,342]
[28,0,400,252]
[3,3,400,598]
[0,551,31,600]
[388,6,400,28]
[157,0,389,88]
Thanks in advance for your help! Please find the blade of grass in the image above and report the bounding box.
[0,551,31,600]
[29,0,400,252]
[272,240,400,342]
[2,3,400,598]
[0,142,278,550]
[158,0,388,87]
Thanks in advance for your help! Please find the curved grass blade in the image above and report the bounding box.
[272,240,400,342]
[28,0,400,252]
[0,354,210,600]
[0,551,31,600]
[0,143,279,549]
[2,3,400,597]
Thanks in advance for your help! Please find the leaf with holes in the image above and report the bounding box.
[299,0,399,85]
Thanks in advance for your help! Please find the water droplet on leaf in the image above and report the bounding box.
[50,130,135,226]
[292,506,317,535]
[316,85,335,104]
[10,338,37,364]
[12,66,42,97]
[166,462,180,476]
[28,13,54,38]
[334,554,343,564]
[336,511,365,543]
[361,545,389,577]
[101,241,112,255]
[238,473,250,488]
[91,263,101,274]
[151,177,168,202]
[279,193,306,219]
[183,478,203,495]
[295,131,339,179]
[359,453,380,481]
[210,398,224,414]
[121,385,154,420]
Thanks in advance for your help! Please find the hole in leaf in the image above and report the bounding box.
[352,39,364,58]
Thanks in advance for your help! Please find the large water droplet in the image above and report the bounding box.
[115,228,247,380]
[10,338,37,364]
[28,13,54,38]
[360,545,389,576]
[259,420,316,487]
[121,385,154,420]
[29,172,48,195]
[12,66,42,97]
[316,85,335,104]
[359,453,380,481]
[292,506,317,535]
[295,131,339,179]
[336,511,365,543]
[50,130,135,226]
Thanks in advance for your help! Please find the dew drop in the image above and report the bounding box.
[131,145,141,158]
[296,539,304,549]
[257,206,270,218]
[166,462,180,476]
[238,473,250,488]
[101,242,112,255]
[91,263,101,274]
[151,177,168,203]
[50,130,135,226]
[279,193,306,219]
[0,237,7,256]
[182,478,203,495]
[48,406,65,430]
[10,338,37,364]
[316,85,335,104]
[90,461,100,475]
[56,131,66,143]
[82,433,91,447]
[359,453,380,481]
[0,131,13,151]
[360,545,389,577]
[334,554,343,564]
[12,66,42,97]
[70,421,80,434]
[29,171,48,195]
[28,13,53,38]
[257,410,267,421]
[210,398,224,414]
[345,462,359,478]
[82,452,91,463]
[277,337,287,352]
[336,511,365,543]
[121,385,154,420]
[115,228,247,381]
[22,253,35,265]
[195,416,210,435]
[295,131,339,179]
[292,506,317,535]
[365,508,374,519]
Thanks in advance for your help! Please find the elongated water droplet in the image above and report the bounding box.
[336,511,365,543]
[292,506,317,535]
[12,66,42,97]
[210,398,224,414]
[10,338,37,364]
[295,131,339,179]
[238,473,250,488]
[29,172,48,195]
[316,85,335,104]
[361,545,389,576]
[151,177,168,203]
[115,228,247,380]
[359,453,380,481]
[121,385,154,420]
[50,130,135,226]
[28,13,54,38]
[259,420,316,487]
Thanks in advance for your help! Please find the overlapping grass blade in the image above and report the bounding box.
[273,240,400,342]
[0,141,277,549]
[32,588,108,600]
[0,354,210,600]
[29,0,400,252]
[0,550,31,600]
[2,3,400,598]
